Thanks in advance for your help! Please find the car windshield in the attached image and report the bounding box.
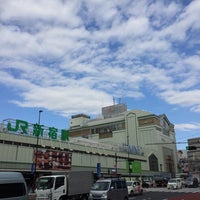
[126,181,133,186]
[91,182,110,191]
[0,183,26,198]
[37,177,55,190]
[168,179,177,183]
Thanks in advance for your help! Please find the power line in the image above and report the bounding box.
[145,142,187,145]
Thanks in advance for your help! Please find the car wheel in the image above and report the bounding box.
[82,195,88,200]
[130,191,134,196]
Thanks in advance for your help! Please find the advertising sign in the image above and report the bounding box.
[35,149,72,171]
[126,160,141,174]
[132,161,141,173]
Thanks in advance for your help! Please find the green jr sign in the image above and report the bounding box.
[5,119,69,141]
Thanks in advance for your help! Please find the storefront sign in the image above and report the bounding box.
[121,143,143,155]
[126,160,141,174]
[3,119,69,141]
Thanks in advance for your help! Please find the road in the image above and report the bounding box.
[129,187,200,200]
[29,187,200,200]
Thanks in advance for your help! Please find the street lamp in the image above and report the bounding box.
[38,110,43,125]
[35,110,43,175]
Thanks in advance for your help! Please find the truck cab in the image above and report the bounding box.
[36,175,66,200]
[36,171,94,200]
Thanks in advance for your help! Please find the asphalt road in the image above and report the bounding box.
[29,187,200,200]
[128,187,200,200]
[129,191,200,200]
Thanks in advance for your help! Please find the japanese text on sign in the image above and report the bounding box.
[3,119,69,141]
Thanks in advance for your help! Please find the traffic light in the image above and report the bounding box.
[186,146,197,150]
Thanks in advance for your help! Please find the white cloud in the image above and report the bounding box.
[191,105,200,113]
[157,0,200,41]
[147,1,181,28]
[160,90,200,107]
[175,122,200,132]
[0,0,82,27]
[12,85,112,116]
[0,0,200,117]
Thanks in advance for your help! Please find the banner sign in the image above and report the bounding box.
[132,161,141,173]
[2,119,69,141]
[97,162,101,177]
[126,160,141,174]
[35,148,72,171]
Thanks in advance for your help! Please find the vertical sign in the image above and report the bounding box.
[132,161,141,173]
[31,163,35,174]
[126,161,141,174]
[97,163,101,177]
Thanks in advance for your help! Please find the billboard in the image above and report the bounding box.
[35,149,72,171]
[102,104,127,118]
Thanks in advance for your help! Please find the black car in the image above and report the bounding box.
[142,181,150,188]
[185,177,199,188]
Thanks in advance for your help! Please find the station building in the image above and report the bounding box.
[0,104,178,186]
[187,137,200,173]
[70,104,178,178]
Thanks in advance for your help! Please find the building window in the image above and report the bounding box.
[149,154,158,171]
[91,122,124,135]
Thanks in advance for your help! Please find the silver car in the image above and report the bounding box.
[89,178,128,200]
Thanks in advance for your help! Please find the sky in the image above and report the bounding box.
[0,0,200,150]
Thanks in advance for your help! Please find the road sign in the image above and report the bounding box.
[186,146,197,150]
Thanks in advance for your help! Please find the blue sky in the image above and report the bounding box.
[0,0,200,150]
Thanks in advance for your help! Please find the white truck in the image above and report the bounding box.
[36,171,94,200]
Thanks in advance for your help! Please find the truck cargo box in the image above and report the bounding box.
[68,171,94,196]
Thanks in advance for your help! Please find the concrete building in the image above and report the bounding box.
[0,116,145,188]
[177,150,189,175]
[187,137,200,173]
[70,104,178,178]
[0,104,178,188]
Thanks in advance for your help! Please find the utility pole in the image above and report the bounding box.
[115,153,117,175]
[35,110,43,176]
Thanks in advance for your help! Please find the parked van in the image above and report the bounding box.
[89,178,128,200]
[0,172,28,200]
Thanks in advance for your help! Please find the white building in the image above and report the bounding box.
[70,104,178,178]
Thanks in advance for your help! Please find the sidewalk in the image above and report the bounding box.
[28,193,36,200]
